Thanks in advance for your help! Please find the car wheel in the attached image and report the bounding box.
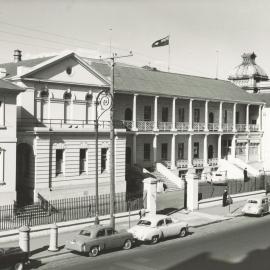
[89,246,99,257]
[179,228,187,238]
[14,262,24,270]
[123,239,132,250]
[151,235,159,244]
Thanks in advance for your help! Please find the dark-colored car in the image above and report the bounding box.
[66,224,135,257]
[0,246,28,270]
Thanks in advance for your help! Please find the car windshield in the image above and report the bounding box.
[247,200,258,204]
[137,220,151,226]
[79,230,91,236]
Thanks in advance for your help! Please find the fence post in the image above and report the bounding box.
[48,223,59,252]
[19,225,30,256]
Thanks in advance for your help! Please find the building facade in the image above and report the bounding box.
[0,50,264,205]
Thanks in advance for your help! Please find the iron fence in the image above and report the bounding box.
[0,192,144,231]
[198,176,266,200]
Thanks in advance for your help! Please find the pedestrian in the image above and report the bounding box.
[243,167,248,182]
[163,183,168,192]
[222,189,228,207]
[139,208,146,219]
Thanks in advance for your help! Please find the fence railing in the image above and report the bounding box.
[136,121,154,131]
[193,122,205,131]
[208,123,219,131]
[158,122,172,131]
[222,123,233,132]
[198,176,266,200]
[0,192,144,231]
[175,122,189,131]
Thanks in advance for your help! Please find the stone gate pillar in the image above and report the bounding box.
[186,169,199,211]
[143,177,157,215]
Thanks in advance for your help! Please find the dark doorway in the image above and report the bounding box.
[208,145,214,159]
[16,143,34,206]
[124,108,132,121]
[209,112,214,123]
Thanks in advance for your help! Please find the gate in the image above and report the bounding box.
[156,188,186,214]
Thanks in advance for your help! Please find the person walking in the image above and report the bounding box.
[243,167,248,182]
[139,208,146,219]
[222,189,228,207]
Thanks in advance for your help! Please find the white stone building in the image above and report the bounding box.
[0,50,264,205]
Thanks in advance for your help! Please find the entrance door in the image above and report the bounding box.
[208,145,213,159]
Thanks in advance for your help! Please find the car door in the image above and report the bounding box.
[96,229,107,250]
[165,217,179,237]
[157,218,170,238]
[262,198,268,213]
[105,228,121,249]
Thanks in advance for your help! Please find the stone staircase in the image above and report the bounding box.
[150,170,181,191]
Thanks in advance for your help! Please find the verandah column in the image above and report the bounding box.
[204,100,209,132]
[203,134,208,167]
[171,97,177,131]
[188,99,193,131]
[171,134,176,169]
[218,134,222,160]
[246,104,250,132]
[259,105,263,131]
[188,134,193,168]
[132,134,137,165]
[153,134,157,164]
[233,103,237,132]
[219,101,223,132]
[231,135,236,158]
[132,94,138,131]
[153,96,159,131]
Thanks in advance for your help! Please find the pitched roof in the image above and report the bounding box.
[85,58,263,104]
[0,79,24,92]
[0,56,54,78]
[255,93,270,107]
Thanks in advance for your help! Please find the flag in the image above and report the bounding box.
[152,36,169,48]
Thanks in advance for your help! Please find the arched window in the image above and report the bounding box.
[124,108,132,121]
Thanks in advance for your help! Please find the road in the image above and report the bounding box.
[35,215,270,270]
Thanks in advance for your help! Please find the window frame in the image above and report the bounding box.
[143,143,151,161]
[144,106,152,121]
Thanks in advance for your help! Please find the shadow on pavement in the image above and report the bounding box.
[157,207,182,215]
[167,246,270,270]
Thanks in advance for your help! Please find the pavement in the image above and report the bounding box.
[0,200,246,263]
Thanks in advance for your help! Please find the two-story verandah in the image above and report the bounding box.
[114,89,263,175]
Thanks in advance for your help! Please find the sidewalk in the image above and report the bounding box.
[0,201,246,262]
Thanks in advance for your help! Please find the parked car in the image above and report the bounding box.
[0,246,28,270]
[242,197,269,217]
[65,225,135,257]
[128,214,188,244]
[207,172,227,185]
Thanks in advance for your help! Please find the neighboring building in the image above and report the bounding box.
[0,79,24,205]
[0,50,264,205]
[228,52,270,170]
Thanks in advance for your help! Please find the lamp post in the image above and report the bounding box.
[94,89,112,225]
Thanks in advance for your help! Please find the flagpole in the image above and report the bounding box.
[168,34,170,72]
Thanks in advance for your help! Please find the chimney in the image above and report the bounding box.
[14,49,22,63]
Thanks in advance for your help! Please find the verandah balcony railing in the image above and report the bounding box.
[158,122,172,131]
[208,123,219,131]
[208,158,218,167]
[17,118,111,130]
[192,159,204,168]
[222,123,233,132]
[193,122,205,131]
[176,159,188,169]
[175,122,189,131]
[136,121,154,131]
[236,124,246,132]
[249,124,259,132]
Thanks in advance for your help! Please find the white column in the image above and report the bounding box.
[189,99,193,131]
[246,104,250,132]
[171,134,176,169]
[153,134,157,164]
[186,172,199,211]
[219,101,223,132]
[204,100,209,132]
[233,103,237,132]
[259,105,263,131]
[188,134,193,167]
[133,134,137,165]
[48,96,51,120]
[218,134,222,160]
[231,135,236,158]
[203,134,208,166]
[258,141,262,162]
[171,97,176,131]
[153,96,159,131]
[245,141,249,162]
[132,94,138,131]
[143,178,157,215]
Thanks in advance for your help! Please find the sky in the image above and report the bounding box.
[0,0,270,80]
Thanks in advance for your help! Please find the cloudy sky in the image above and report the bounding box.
[0,0,269,79]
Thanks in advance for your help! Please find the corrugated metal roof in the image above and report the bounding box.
[85,58,263,104]
[0,79,24,92]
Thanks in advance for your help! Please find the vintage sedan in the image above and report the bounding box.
[128,214,189,244]
[242,197,269,217]
[0,246,28,270]
[65,225,134,257]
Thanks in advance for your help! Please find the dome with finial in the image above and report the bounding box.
[228,52,268,81]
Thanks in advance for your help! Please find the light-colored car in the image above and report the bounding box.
[128,214,188,244]
[207,171,227,185]
[66,225,134,257]
[242,197,269,217]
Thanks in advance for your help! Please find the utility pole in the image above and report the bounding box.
[108,51,133,229]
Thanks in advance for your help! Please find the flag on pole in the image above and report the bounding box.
[151,36,169,48]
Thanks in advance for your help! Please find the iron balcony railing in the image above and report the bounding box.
[175,122,189,131]
[249,124,259,132]
[236,124,246,132]
[17,118,111,130]
[208,158,218,167]
[158,122,172,131]
[222,123,233,132]
[136,121,154,131]
[193,159,204,168]
[208,123,219,131]
[176,159,188,168]
[193,122,205,131]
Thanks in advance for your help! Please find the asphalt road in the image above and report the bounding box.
[35,215,270,270]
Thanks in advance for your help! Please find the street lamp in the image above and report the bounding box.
[94,88,112,225]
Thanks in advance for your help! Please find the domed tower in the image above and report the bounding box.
[228,52,268,93]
